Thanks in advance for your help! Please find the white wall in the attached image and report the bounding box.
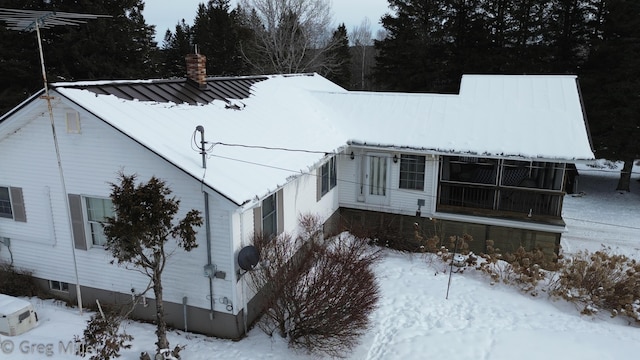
[0,96,238,313]
[232,154,342,314]
[339,147,439,217]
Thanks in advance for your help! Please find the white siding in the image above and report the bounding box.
[232,156,341,313]
[339,148,438,218]
[0,98,238,313]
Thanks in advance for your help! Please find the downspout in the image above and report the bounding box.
[196,125,215,320]
[204,191,214,319]
[182,296,188,332]
[239,209,248,336]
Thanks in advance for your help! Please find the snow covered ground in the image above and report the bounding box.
[1,163,639,359]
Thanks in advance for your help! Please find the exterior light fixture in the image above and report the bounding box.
[393,154,398,163]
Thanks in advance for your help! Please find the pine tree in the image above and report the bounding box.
[192,0,252,76]
[545,0,594,72]
[581,0,640,191]
[43,0,159,80]
[160,20,193,78]
[0,20,42,114]
[374,0,451,92]
[103,173,203,355]
[324,24,351,89]
[0,0,159,114]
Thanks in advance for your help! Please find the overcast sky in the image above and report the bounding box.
[144,0,391,43]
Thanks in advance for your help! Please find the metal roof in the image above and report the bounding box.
[51,76,268,105]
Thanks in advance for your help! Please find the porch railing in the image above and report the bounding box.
[438,182,563,218]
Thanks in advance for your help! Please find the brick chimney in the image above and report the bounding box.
[185,52,207,89]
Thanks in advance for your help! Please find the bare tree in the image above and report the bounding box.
[375,28,388,41]
[351,17,374,90]
[239,0,339,74]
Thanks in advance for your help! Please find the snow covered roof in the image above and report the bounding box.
[312,74,594,160]
[52,73,594,206]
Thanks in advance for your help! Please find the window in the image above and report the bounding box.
[18,310,31,322]
[321,156,337,196]
[85,197,114,246]
[0,186,26,222]
[49,280,69,292]
[0,187,12,218]
[399,154,426,190]
[262,193,277,239]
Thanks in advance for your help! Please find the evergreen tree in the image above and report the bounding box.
[545,0,594,72]
[161,20,193,78]
[191,0,252,76]
[324,24,351,88]
[42,0,158,80]
[0,0,158,114]
[480,0,547,73]
[440,0,492,79]
[374,0,451,92]
[104,173,203,355]
[581,0,640,191]
[0,16,42,114]
[373,0,602,91]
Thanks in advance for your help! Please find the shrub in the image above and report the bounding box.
[549,248,640,321]
[75,305,133,359]
[475,242,556,294]
[0,262,39,297]
[249,214,381,357]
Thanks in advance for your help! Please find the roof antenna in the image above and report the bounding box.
[196,125,206,168]
[0,6,110,317]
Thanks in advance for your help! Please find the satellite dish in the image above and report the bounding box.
[238,245,260,271]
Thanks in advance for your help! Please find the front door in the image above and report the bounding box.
[366,154,390,205]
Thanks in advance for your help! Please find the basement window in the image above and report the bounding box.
[66,111,81,134]
[49,280,69,292]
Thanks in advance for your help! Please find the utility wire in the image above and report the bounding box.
[193,134,638,229]
[563,217,640,231]
[212,142,331,155]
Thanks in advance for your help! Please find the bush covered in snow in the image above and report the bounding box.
[249,214,381,358]
[437,240,640,323]
[549,247,640,322]
[475,240,560,294]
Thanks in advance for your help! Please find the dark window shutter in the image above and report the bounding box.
[253,206,262,236]
[9,187,26,222]
[68,194,87,250]
[277,189,284,233]
[316,166,323,201]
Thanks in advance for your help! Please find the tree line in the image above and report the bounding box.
[0,0,637,189]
